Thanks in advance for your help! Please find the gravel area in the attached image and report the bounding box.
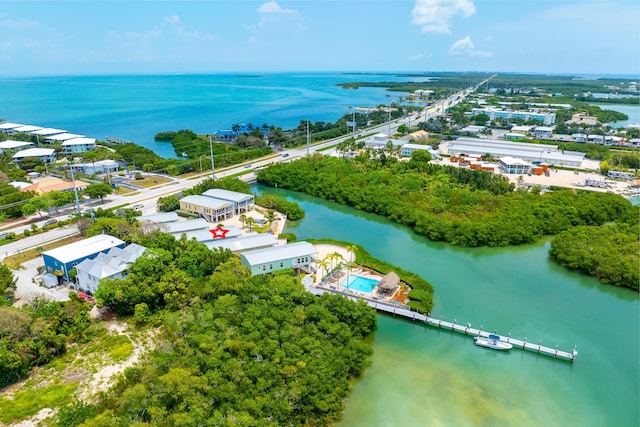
[12,257,71,306]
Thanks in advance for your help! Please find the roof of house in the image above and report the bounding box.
[241,241,317,266]
[21,177,90,194]
[407,130,429,139]
[138,212,180,224]
[43,234,125,264]
[181,225,242,242]
[402,143,434,150]
[207,233,279,252]
[9,181,31,190]
[180,195,233,210]
[62,137,96,146]
[14,125,43,133]
[499,156,531,166]
[76,243,146,279]
[0,140,33,150]
[46,133,84,141]
[202,189,254,203]
[165,219,209,234]
[12,148,56,158]
[0,122,24,130]
[32,128,67,136]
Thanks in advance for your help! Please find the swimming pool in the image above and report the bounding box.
[340,275,379,293]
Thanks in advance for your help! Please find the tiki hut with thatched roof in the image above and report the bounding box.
[378,271,400,295]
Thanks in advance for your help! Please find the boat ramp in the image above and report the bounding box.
[305,284,578,363]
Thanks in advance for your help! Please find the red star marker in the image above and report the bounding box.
[209,226,230,239]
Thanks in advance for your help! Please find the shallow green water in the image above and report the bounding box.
[256,186,639,427]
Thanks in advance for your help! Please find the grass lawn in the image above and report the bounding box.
[4,236,83,269]
[130,176,172,188]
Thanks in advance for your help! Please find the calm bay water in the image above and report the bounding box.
[255,185,639,427]
[591,102,640,127]
[0,73,416,158]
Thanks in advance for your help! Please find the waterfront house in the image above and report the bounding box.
[240,241,317,276]
[179,195,234,223]
[62,137,96,155]
[0,140,33,154]
[202,189,255,214]
[206,233,279,254]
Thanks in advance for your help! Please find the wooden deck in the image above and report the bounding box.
[307,285,578,362]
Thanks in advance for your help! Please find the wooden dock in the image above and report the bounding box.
[306,285,578,362]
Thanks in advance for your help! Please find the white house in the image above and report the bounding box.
[62,137,96,154]
[240,241,317,276]
[202,189,255,214]
[75,243,146,293]
[70,159,122,175]
[400,143,440,159]
[0,123,25,134]
[534,126,554,139]
[0,140,33,153]
[12,148,56,163]
[499,156,532,175]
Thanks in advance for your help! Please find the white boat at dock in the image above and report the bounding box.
[474,334,513,351]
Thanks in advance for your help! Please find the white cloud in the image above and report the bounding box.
[163,15,181,25]
[412,0,476,34]
[257,1,297,15]
[409,53,432,61]
[247,1,303,40]
[449,35,492,57]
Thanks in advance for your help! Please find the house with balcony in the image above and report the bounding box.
[240,241,317,276]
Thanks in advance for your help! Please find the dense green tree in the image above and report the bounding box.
[0,264,16,306]
[549,223,639,290]
[83,183,113,203]
[82,257,376,426]
[157,195,180,212]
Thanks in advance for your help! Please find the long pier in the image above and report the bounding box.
[306,285,578,362]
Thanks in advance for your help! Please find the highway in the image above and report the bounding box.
[0,77,492,257]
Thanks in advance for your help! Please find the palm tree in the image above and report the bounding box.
[345,244,357,264]
[329,252,344,272]
[239,214,247,229]
[265,210,277,225]
[246,217,256,231]
[317,259,329,281]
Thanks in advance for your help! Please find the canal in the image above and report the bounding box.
[255,185,639,427]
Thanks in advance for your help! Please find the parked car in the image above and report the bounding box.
[77,292,95,303]
[255,217,268,225]
[43,219,58,226]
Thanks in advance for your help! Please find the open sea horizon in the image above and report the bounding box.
[0,72,424,158]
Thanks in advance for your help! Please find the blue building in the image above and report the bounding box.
[42,234,126,281]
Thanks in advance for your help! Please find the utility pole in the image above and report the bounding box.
[306,120,310,156]
[209,136,215,179]
[387,110,391,138]
[69,164,81,216]
[351,107,356,138]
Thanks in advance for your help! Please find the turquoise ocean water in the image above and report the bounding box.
[0,73,425,158]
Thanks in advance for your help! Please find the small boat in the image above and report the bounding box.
[474,334,513,351]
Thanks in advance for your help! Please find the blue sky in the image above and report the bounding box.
[0,0,638,76]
